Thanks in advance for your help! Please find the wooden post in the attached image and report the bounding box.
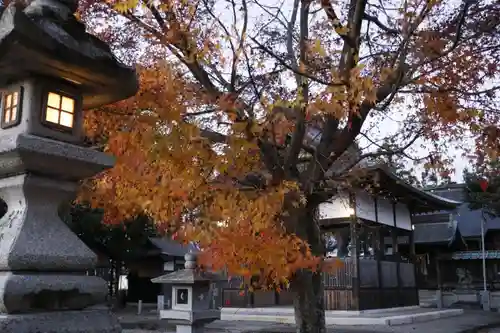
[350,217,360,310]
[137,299,142,315]
[374,197,384,308]
[376,226,384,308]
[409,210,419,306]
[361,226,368,256]
[246,289,254,308]
[392,203,402,307]
[348,193,361,310]
[391,227,402,306]
[436,255,443,308]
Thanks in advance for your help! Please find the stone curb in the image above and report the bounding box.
[221,308,463,326]
[220,306,421,316]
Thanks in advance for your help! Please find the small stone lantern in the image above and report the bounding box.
[152,253,221,333]
[0,0,138,332]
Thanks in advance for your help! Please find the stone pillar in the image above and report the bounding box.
[481,290,491,311]
[0,136,120,332]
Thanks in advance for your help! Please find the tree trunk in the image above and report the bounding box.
[286,194,326,333]
[293,269,326,333]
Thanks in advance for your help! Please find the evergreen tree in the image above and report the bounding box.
[464,160,500,216]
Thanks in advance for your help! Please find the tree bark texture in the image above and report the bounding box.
[285,194,326,333]
[293,269,326,333]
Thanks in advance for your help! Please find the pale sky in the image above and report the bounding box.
[219,0,478,184]
[93,0,488,184]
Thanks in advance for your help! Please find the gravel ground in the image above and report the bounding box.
[118,309,500,333]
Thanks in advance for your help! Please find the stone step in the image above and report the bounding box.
[220,307,464,326]
[221,305,423,317]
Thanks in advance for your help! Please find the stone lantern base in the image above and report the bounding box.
[0,134,120,332]
[0,307,121,333]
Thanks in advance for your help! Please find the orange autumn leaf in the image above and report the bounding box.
[77,0,500,295]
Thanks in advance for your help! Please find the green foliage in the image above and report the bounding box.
[62,203,158,261]
[464,160,500,217]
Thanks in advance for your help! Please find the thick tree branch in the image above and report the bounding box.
[284,0,311,177]
[199,129,229,143]
[303,0,367,192]
[320,0,354,46]
[328,64,409,160]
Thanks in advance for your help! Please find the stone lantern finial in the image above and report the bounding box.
[23,0,79,21]
[184,252,197,269]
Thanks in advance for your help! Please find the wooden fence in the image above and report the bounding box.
[216,258,418,310]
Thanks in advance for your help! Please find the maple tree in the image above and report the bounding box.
[77,0,500,331]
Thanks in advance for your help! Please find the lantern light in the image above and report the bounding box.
[1,89,21,128]
[44,92,75,128]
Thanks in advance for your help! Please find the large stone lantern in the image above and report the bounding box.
[0,0,138,332]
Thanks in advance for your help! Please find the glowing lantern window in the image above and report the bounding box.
[1,88,22,129]
[44,92,75,129]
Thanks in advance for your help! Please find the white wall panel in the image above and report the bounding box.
[395,202,412,230]
[319,193,352,219]
[377,198,395,226]
[355,191,376,221]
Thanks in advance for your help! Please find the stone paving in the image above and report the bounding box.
[486,328,500,333]
[119,309,500,333]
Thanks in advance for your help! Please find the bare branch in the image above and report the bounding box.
[363,12,399,35]
[399,85,500,96]
[334,130,424,177]
[442,0,474,55]
[287,0,301,86]
[229,0,249,92]
[251,37,344,87]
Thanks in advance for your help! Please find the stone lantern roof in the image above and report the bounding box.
[151,253,222,285]
[0,0,138,110]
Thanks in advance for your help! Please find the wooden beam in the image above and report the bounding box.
[350,193,361,310]
[392,203,402,306]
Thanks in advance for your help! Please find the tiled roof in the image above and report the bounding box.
[418,184,500,238]
[413,221,458,245]
[412,212,452,224]
[148,237,198,257]
[453,203,500,238]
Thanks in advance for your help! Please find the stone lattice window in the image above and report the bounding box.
[1,89,22,129]
[44,92,75,129]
